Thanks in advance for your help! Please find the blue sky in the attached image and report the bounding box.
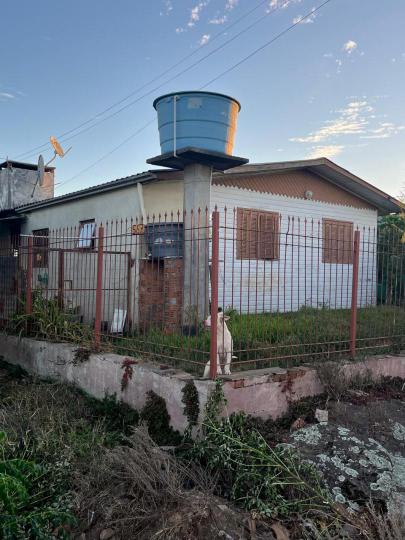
[1,0,404,197]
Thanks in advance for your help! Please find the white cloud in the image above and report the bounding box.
[210,14,227,24]
[160,0,173,16]
[268,0,301,9]
[323,52,333,58]
[199,33,211,45]
[361,122,405,140]
[225,0,238,10]
[290,101,371,144]
[290,98,404,161]
[0,92,15,101]
[343,40,357,54]
[306,145,344,159]
[187,1,209,27]
[293,7,316,24]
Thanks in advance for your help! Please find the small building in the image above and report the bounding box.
[0,157,401,331]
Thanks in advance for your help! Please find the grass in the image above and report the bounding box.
[112,305,405,375]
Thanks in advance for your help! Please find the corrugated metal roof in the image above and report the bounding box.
[10,158,402,215]
[14,171,155,212]
[0,160,55,171]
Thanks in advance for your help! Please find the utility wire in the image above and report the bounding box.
[202,0,333,88]
[19,0,286,162]
[56,0,334,191]
[13,0,273,161]
[56,119,155,188]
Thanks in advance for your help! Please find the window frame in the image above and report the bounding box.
[77,219,96,249]
[236,207,280,261]
[322,218,354,265]
[32,228,49,268]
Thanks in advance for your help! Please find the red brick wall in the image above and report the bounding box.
[139,258,183,332]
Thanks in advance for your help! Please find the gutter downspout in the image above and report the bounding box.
[137,182,147,224]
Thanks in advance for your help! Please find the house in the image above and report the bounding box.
[0,156,401,332]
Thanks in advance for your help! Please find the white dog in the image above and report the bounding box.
[203,311,235,378]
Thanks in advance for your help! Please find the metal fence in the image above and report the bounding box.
[0,208,404,378]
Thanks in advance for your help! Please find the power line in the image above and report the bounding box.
[202,0,333,88]
[13,0,273,161]
[56,119,155,188]
[55,0,334,192]
[19,0,287,163]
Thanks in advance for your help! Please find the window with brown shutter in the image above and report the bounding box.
[33,228,49,268]
[322,219,353,264]
[236,208,279,260]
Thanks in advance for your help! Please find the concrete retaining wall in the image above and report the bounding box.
[1,335,405,432]
[0,335,214,433]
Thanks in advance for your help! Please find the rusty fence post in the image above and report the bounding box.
[57,250,65,310]
[94,226,104,349]
[350,229,360,357]
[26,236,33,315]
[210,210,220,379]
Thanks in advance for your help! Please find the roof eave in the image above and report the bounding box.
[14,171,156,213]
[224,158,403,215]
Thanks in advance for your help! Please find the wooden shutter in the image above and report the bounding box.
[258,212,279,260]
[237,208,279,260]
[237,208,259,259]
[323,219,353,264]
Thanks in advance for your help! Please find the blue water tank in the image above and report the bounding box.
[153,91,241,156]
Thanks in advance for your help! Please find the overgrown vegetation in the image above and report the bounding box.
[10,291,93,345]
[187,381,332,519]
[0,364,140,539]
[2,359,404,539]
[114,305,405,374]
[0,431,76,540]
[181,380,200,429]
[140,390,182,446]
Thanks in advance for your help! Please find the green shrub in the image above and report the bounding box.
[187,382,331,519]
[140,391,182,446]
[0,431,76,540]
[10,290,93,344]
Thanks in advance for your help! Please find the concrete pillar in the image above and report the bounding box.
[182,162,212,326]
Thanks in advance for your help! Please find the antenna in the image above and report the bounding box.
[37,154,45,186]
[31,136,72,197]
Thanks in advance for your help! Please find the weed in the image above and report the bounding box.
[120,357,137,391]
[76,428,216,539]
[0,431,76,539]
[113,305,405,375]
[140,391,182,446]
[72,346,91,365]
[0,358,28,380]
[181,380,200,428]
[316,360,375,403]
[188,382,332,519]
[9,291,93,345]
[83,393,139,438]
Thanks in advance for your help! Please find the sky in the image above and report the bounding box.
[1,0,405,198]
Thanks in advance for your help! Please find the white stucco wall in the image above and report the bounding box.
[211,185,378,312]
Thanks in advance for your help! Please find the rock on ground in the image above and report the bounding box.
[289,399,405,516]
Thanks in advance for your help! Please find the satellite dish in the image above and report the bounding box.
[50,136,65,157]
[38,154,45,186]
[31,137,71,198]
